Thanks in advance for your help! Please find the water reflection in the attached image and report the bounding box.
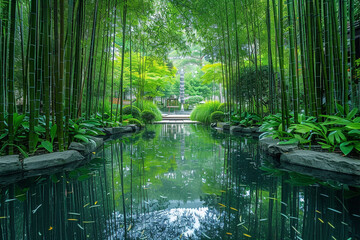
[0,124,359,239]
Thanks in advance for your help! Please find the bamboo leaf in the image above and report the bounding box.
[340,142,354,155]
[51,124,57,142]
[74,134,89,143]
[41,141,53,153]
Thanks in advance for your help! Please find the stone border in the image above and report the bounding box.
[211,122,263,136]
[0,125,141,180]
[213,122,360,177]
[259,137,360,176]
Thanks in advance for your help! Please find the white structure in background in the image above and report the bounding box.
[179,69,185,112]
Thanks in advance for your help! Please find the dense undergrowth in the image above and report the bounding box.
[0,102,162,157]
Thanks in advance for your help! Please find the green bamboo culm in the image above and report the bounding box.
[7,0,17,154]
[340,0,349,115]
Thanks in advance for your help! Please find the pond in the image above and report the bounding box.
[0,124,359,240]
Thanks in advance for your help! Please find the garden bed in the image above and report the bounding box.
[259,137,360,176]
[0,125,141,181]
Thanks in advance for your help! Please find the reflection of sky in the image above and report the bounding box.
[108,207,219,239]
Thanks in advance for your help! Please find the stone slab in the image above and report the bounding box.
[23,150,84,171]
[0,155,22,175]
[259,137,298,157]
[281,150,360,176]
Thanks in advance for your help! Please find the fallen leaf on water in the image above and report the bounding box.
[226,232,232,235]
[218,203,226,207]
[83,203,90,208]
[95,201,98,205]
[243,233,251,237]
[316,210,321,214]
[328,222,335,229]
[48,226,53,231]
[68,219,79,221]
[318,218,324,223]
[230,207,238,211]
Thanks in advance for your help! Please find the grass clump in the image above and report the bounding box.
[135,101,162,121]
[190,101,223,124]
[128,118,144,127]
[123,106,141,119]
[210,111,225,123]
[141,110,157,123]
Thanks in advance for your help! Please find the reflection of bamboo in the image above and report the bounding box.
[110,144,118,234]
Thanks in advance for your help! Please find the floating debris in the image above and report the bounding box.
[201,231,211,239]
[230,207,238,211]
[226,232,232,235]
[32,204,42,214]
[352,214,360,218]
[292,226,301,235]
[220,190,226,193]
[127,224,132,231]
[160,195,167,199]
[289,216,299,220]
[316,210,321,214]
[68,212,80,216]
[243,233,251,237]
[218,203,226,207]
[320,194,329,198]
[242,225,248,231]
[280,201,288,206]
[260,218,268,222]
[5,199,16,203]
[328,208,342,214]
[318,218,324,223]
[48,226,53,231]
[83,221,95,224]
[331,236,337,240]
[237,222,245,226]
[68,219,79,221]
[77,224,84,230]
[83,203,90,208]
[267,197,278,201]
[328,222,335,229]
[341,222,348,226]
[281,213,289,219]
[89,205,101,208]
[94,201,98,205]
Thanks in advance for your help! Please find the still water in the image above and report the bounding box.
[0,124,359,239]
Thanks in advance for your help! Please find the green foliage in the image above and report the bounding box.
[190,101,222,124]
[68,118,105,144]
[217,103,226,112]
[123,106,141,119]
[128,118,144,127]
[210,111,225,123]
[261,109,360,155]
[137,101,162,121]
[232,112,262,127]
[141,110,156,124]
[185,96,204,105]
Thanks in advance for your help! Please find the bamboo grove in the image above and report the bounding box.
[170,0,360,126]
[0,0,187,155]
[1,0,360,155]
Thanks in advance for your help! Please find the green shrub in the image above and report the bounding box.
[217,103,226,112]
[190,101,223,124]
[210,111,225,123]
[185,96,204,105]
[128,118,143,127]
[141,110,156,123]
[135,101,162,121]
[122,106,141,119]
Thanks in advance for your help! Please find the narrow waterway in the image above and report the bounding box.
[0,124,359,239]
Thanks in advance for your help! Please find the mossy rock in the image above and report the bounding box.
[210,111,225,123]
[141,110,156,123]
[123,106,141,119]
[128,118,143,127]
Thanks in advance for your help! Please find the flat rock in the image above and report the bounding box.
[104,126,134,135]
[259,137,298,157]
[0,155,22,175]
[68,142,86,152]
[230,126,243,133]
[23,150,84,171]
[242,128,252,133]
[280,150,360,176]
